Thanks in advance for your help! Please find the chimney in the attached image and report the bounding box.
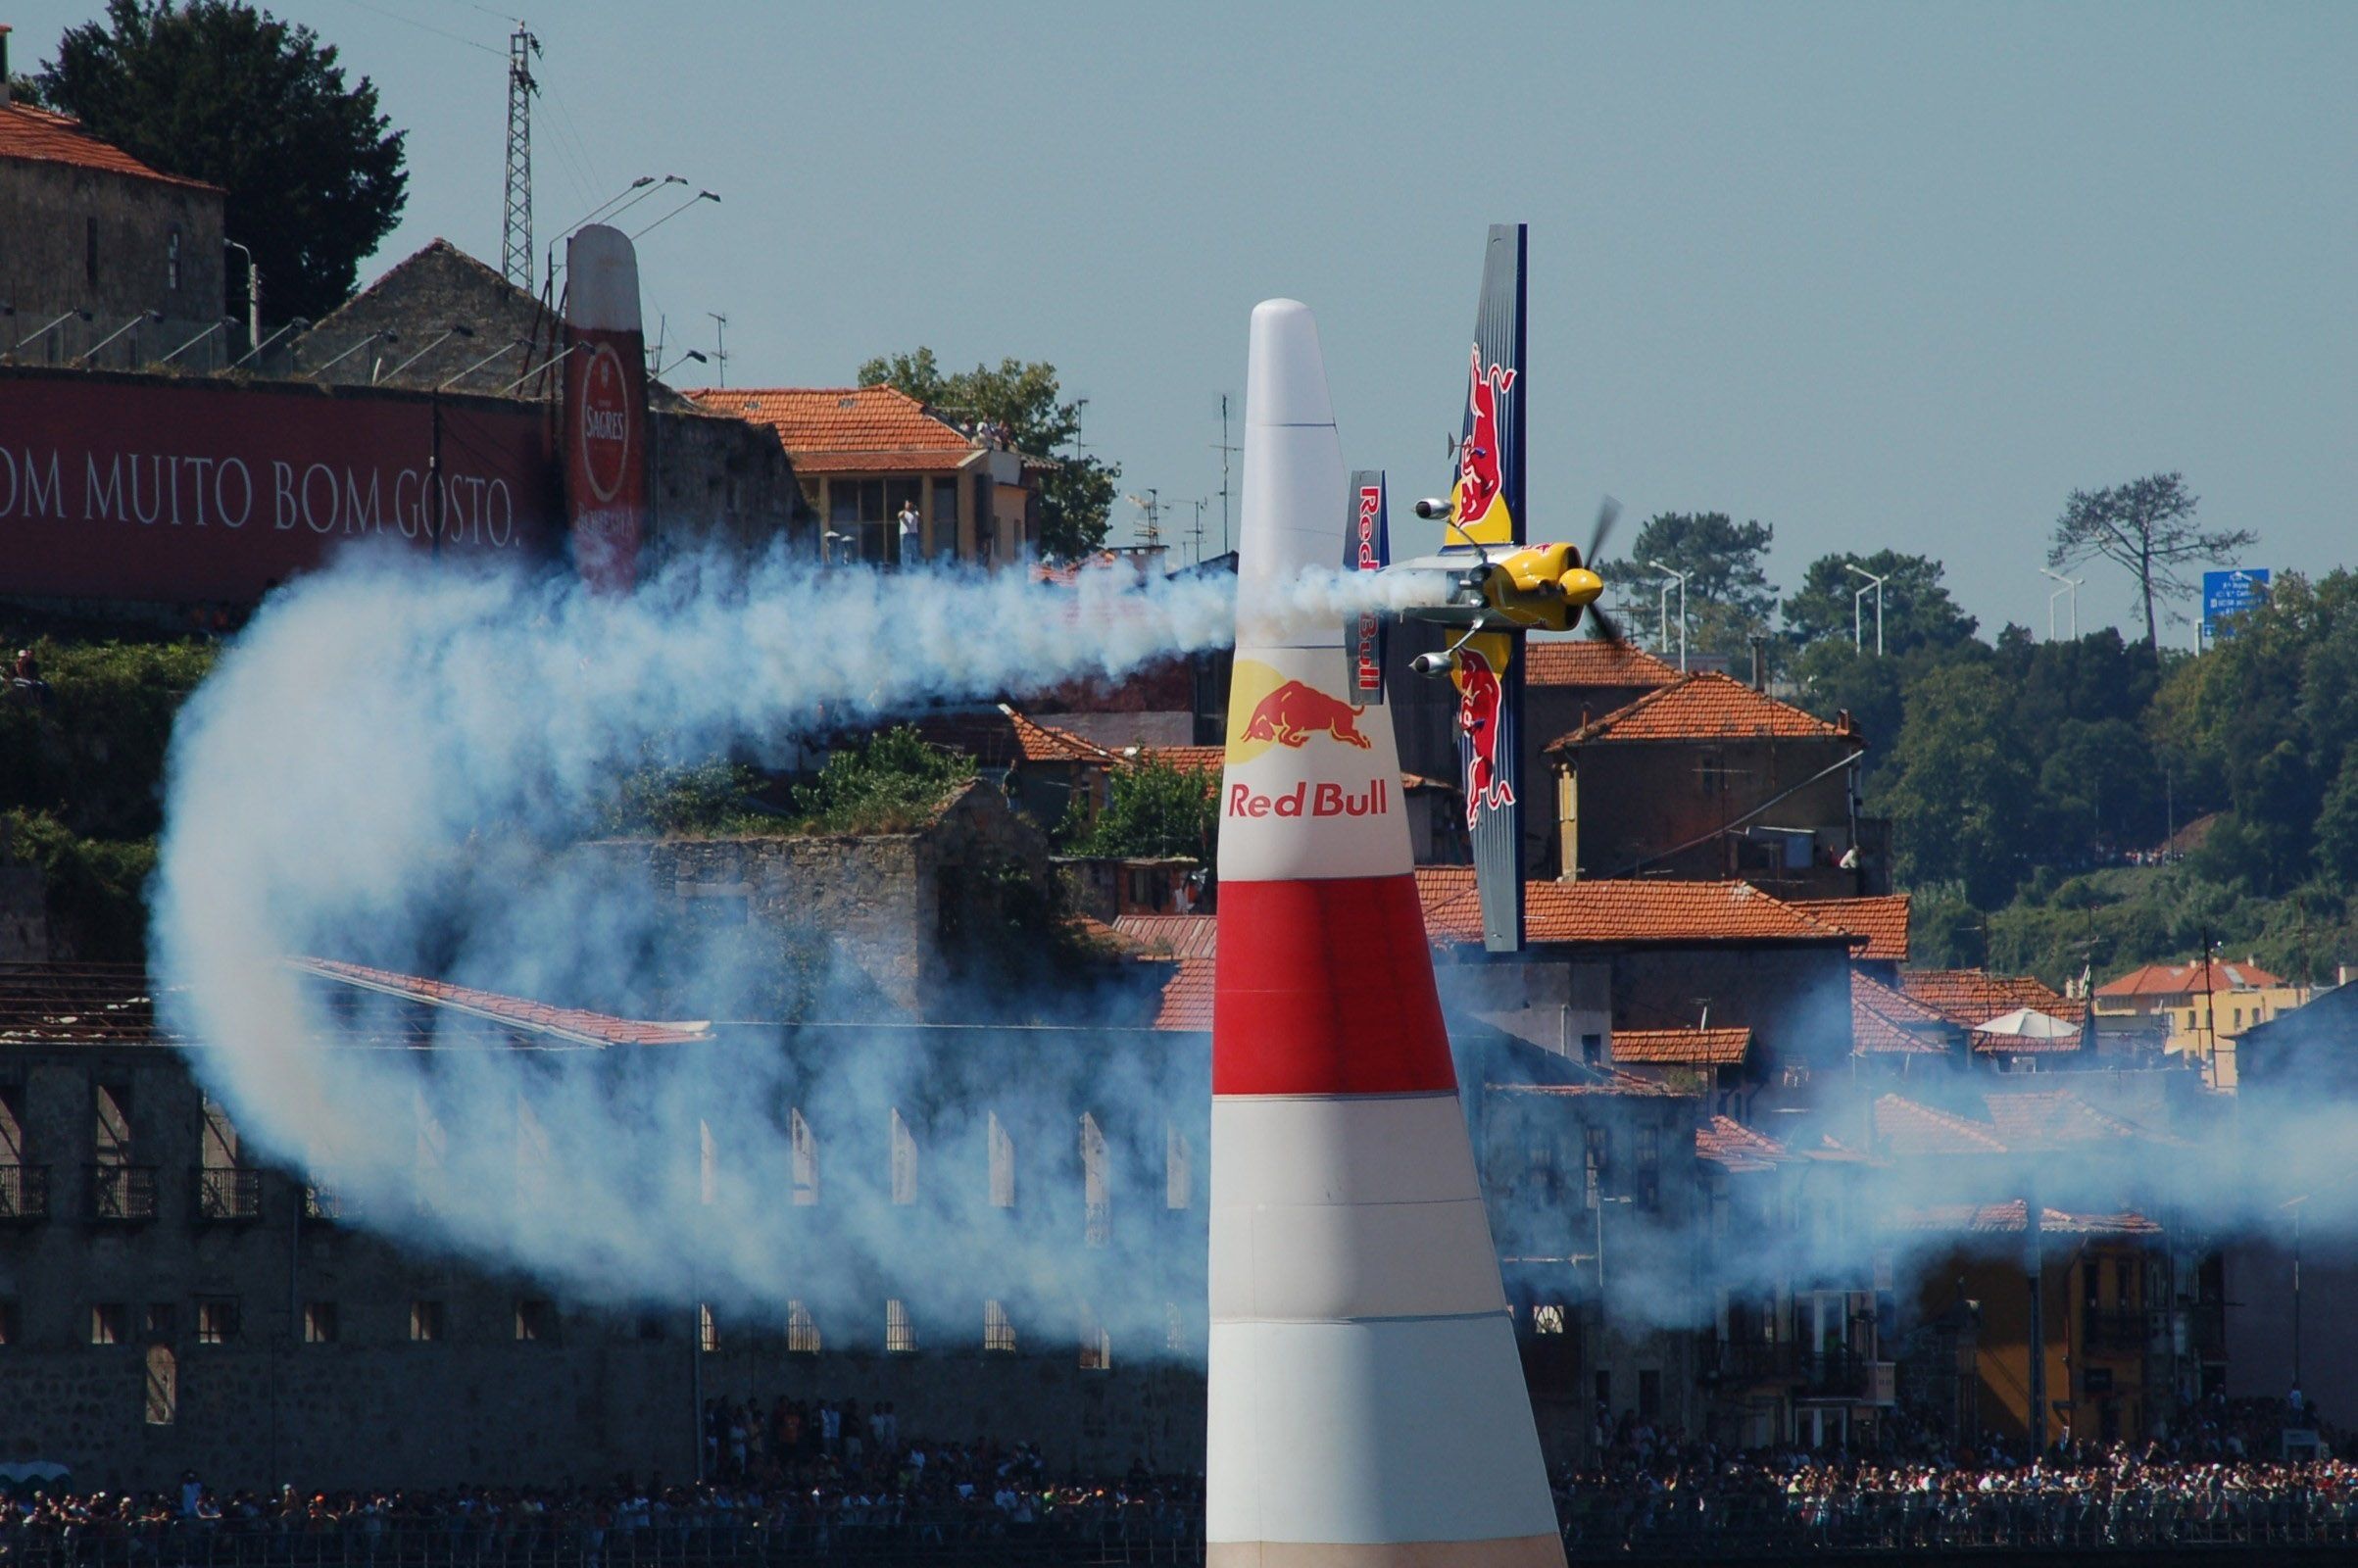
[1,26,13,107]
[1748,633,1768,691]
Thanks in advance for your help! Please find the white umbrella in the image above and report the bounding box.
[1974,1005,2080,1040]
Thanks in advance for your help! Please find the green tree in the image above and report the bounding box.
[858,348,1121,561]
[1064,760,1217,860]
[792,727,975,834]
[1881,664,2039,906]
[1598,512,1777,662]
[2317,747,2358,886]
[2046,472,2257,656]
[38,0,408,324]
[1782,550,1978,655]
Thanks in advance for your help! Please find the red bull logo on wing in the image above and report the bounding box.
[1450,344,1517,541]
[1240,679,1373,751]
[1455,647,1514,828]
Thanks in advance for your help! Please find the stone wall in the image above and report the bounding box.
[0,156,227,369]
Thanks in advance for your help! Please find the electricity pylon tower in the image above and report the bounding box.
[502,24,541,291]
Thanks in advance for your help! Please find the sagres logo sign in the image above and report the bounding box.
[578,343,634,503]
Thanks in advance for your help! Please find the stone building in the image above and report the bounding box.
[0,40,229,370]
[0,959,1208,1492]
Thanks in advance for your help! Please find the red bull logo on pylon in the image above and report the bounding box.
[1455,645,1514,828]
[1449,344,1518,543]
[1240,678,1373,750]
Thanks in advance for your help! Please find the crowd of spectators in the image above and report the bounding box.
[5,1396,2351,1564]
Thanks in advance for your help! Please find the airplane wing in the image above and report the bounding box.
[1448,223,1528,953]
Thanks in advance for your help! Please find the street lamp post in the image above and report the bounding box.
[224,239,260,354]
[1649,563,1691,672]
[2040,568,2083,641]
[1845,563,1888,655]
[631,189,720,241]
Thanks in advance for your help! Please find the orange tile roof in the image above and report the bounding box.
[1611,1026,1753,1066]
[1546,671,1857,750]
[1152,956,1214,1031]
[2097,958,2285,998]
[1852,972,1956,1055]
[688,385,984,475]
[1523,640,1681,690]
[1130,744,1223,775]
[1873,1094,2012,1155]
[1696,1114,1794,1173]
[1792,894,1910,962]
[906,706,1116,767]
[295,958,708,1047]
[1111,913,1218,961]
[0,102,221,190]
[1484,1073,1688,1099]
[1982,1090,2187,1151]
[1888,1200,2161,1238]
[1415,869,1857,948]
[1899,969,2086,1034]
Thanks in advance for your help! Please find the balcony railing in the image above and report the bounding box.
[194,1165,263,1222]
[1709,1341,1796,1383]
[304,1183,349,1223]
[0,1162,50,1221]
[87,1162,159,1222]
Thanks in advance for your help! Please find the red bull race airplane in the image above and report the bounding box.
[1343,223,1629,953]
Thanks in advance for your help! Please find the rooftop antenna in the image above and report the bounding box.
[1212,393,1240,556]
[1124,488,1162,551]
[502,24,541,291]
[706,312,728,388]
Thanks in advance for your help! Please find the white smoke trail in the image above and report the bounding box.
[149,544,1442,1346]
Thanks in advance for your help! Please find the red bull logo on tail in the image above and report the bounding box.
[1455,647,1513,828]
[1450,344,1517,541]
[1240,680,1373,751]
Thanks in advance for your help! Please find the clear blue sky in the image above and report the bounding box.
[20,1,2354,640]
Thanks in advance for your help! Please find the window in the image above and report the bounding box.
[884,1298,916,1353]
[304,1302,338,1344]
[931,478,960,559]
[1534,1304,1567,1335]
[1584,1126,1609,1208]
[786,1298,820,1354]
[144,1345,176,1425]
[1582,1032,1602,1066]
[167,226,182,291]
[885,478,922,564]
[91,1302,126,1345]
[791,1109,818,1205]
[196,1299,239,1345]
[1081,1113,1110,1247]
[409,1299,445,1343]
[1165,1123,1191,1210]
[1636,1128,1661,1212]
[85,216,99,286]
[515,1299,554,1343]
[1078,1315,1111,1371]
[988,1112,1015,1208]
[1594,1370,1611,1412]
[699,1303,719,1353]
[95,1082,133,1164]
[984,1299,1015,1352]
[889,1108,918,1205]
[0,1298,19,1346]
[143,1302,176,1339]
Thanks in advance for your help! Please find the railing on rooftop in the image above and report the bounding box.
[86,1161,159,1222]
[0,1161,50,1221]
[2083,1305,2155,1353]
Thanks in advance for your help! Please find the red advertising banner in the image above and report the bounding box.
[0,369,562,606]
[563,224,648,593]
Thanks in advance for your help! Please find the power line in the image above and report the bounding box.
[326,0,503,58]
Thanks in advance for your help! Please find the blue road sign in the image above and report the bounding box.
[2203,568,2270,643]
